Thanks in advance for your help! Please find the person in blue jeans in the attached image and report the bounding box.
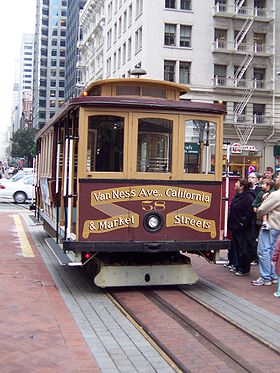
[252,172,280,286]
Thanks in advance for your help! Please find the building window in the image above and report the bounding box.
[164,24,176,46]
[180,0,191,10]
[253,33,265,52]
[253,67,265,88]
[234,65,246,87]
[164,60,176,82]
[128,37,132,60]
[135,27,142,52]
[165,0,176,8]
[128,3,132,26]
[107,28,112,49]
[234,102,246,123]
[122,42,126,64]
[114,22,117,42]
[136,0,143,17]
[179,61,191,84]
[108,1,113,19]
[118,16,122,37]
[214,28,227,48]
[113,52,117,72]
[123,10,127,32]
[214,64,227,86]
[254,0,266,16]
[180,25,191,47]
[253,103,265,124]
[118,47,121,67]
[107,58,111,77]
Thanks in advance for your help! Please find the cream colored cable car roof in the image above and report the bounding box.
[82,77,190,96]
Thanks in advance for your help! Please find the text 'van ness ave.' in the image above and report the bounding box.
[91,186,211,206]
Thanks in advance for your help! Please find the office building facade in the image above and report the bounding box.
[32,0,67,129]
[64,0,87,100]
[77,0,280,173]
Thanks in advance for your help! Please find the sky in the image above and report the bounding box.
[0,0,36,132]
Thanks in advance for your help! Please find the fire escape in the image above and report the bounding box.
[232,0,255,145]
[213,0,274,146]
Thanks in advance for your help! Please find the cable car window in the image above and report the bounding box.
[142,87,166,98]
[184,120,216,174]
[116,86,141,96]
[137,118,172,172]
[87,115,124,172]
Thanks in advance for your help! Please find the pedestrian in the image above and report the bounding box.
[272,238,280,298]
[248,165,256,175]
[252,179,275,230]
[263,166,274,181]
[252,172,280,286]
[227,178,255,275]
[248,172,261,196]
[248,172,262,264]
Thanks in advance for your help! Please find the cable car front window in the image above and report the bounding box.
[137,118,172,173]
[87,115,124,172]
[184,120,216,174]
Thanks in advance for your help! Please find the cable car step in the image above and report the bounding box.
[45,238,81,266]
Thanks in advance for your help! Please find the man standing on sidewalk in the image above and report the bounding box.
[252,172,280,286]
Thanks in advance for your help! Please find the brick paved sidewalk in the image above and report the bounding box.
[191,251,280,316]
[0,211,100,373]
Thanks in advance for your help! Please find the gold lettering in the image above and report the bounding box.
[166,213,216,238]
[82,214,139,238]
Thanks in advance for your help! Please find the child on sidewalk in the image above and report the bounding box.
[272,238,280,298]
[252,179,275,230]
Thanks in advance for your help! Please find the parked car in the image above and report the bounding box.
[0,175,34,203]
[19,168,34,174]
[8,167,33,176]
[8,166,17,175]
[1,172,29,185]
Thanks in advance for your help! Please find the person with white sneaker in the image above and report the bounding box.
[252,172,280,286]
[272,238,280,298]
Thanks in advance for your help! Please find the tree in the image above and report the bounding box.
[11,128,38,167]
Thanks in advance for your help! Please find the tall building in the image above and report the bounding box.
[11,59,21,133]
[77,0,105,89]
[64,0,87,100]
[19,34,34,129]
[32,0,67,129]
[77,0,280,173]
[11,34,34,133]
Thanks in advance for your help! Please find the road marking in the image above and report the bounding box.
[13,214,34,257]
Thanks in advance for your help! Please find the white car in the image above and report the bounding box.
[0,169,34,185]
[0,175,34,203]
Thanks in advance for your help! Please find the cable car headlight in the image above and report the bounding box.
[143,213,163,232]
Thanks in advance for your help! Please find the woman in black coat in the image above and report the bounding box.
[227,178,255,275]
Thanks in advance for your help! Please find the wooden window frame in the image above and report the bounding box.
[78,108,223,181]
[78,108,129,179]
[178,114,223,181]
